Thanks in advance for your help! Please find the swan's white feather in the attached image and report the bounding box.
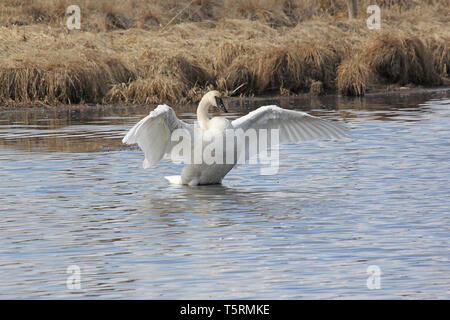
[231,105,347,143]
[164,175,183,184]
[122,104,192,168]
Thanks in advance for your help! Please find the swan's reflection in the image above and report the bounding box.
[139,177,261,218]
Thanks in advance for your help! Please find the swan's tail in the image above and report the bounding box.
[164,175,183,185]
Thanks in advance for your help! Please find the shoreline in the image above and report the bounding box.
[1,86,449,113]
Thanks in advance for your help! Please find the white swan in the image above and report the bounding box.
[122,90,347,186]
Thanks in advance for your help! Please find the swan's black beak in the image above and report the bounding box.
[215,97,228,113]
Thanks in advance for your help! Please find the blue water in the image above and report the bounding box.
[0,90,449,299]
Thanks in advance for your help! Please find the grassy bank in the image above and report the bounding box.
[0,0,449,107]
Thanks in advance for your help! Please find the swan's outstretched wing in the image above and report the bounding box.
[122,104,192,168]
[231,105,347,142]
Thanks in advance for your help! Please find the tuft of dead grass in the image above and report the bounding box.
[0,50,135,105]
[309,80,324,95]
[362,33,441,86]
[106,77,184,105]
[105,54,213,105]
[219,58,255,95]
[337,56,370,96]
[215,40,341,96]
[425,37,450,79]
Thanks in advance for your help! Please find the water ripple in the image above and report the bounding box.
[0,91,449,299]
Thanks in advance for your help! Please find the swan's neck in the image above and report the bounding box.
[197,97,211,130]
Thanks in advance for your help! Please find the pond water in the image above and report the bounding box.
[0,90,449,299]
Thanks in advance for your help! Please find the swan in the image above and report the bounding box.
[122,90,347,186]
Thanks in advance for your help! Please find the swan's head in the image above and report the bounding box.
[204,90,228,113]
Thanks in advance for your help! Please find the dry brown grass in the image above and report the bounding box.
[425,36,450,79]
[213,39,342,96]
[248,40,341,93]
[106,54,213,104]
[0,49,135,105]
[0,0,449,106]
[362,32,441,86]
[337,55,370,96]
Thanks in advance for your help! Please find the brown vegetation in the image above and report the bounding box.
[337,55,370,96]
[362,33,441,86]
[0,0,448,106]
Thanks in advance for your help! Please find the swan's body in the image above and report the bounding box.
[123,91,347,186]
